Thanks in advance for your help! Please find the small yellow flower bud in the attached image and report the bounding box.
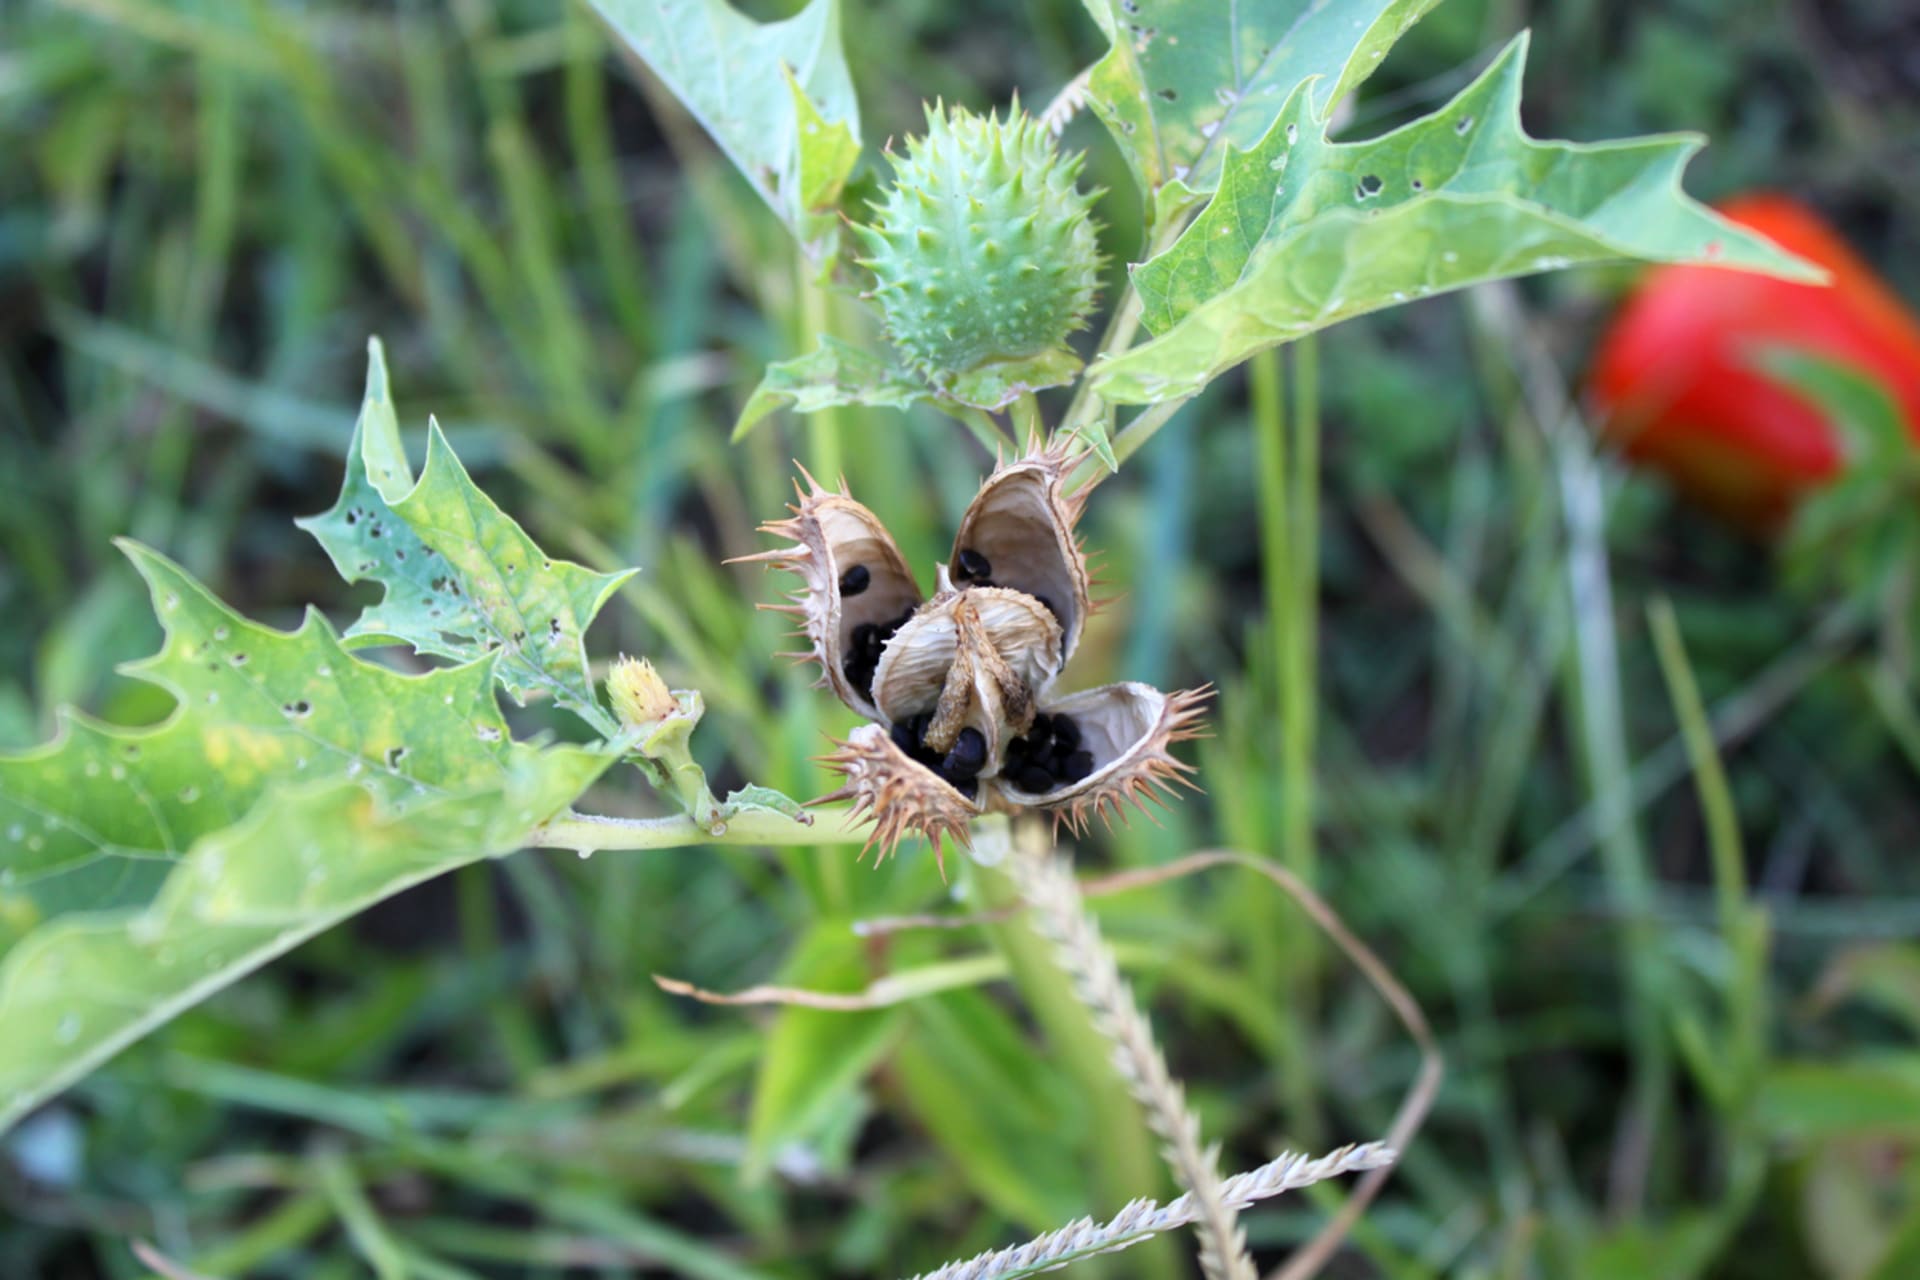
[608,655,678,728]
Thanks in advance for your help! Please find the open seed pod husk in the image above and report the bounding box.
[998,682,1211,834]
[870,586,1064,772]
[730,472,922,720]
[948,442,1092,657]
[813,722,981,872]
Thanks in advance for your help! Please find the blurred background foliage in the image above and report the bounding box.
[3,0,1920,1276]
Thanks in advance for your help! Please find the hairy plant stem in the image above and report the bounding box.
[967,819,1173,1278]
[533,806,871,852]
[1000,818,1257,1280]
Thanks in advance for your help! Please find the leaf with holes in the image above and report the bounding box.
[300,341,635,725]
[589,0,860,261]
[1078,0,1439,217]
[733,337,929,441]
[0,544,623,1134]
[1092,34,1821,404]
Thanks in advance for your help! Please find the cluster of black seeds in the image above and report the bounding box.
[1004,712,1093,795]
[838,562,913,702]
[890,715,986,800]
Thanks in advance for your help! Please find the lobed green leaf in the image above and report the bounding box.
[300,340,634,724]
[1093,34,1821,404]
[1078,0,1439,214]
[0,546,622,1134]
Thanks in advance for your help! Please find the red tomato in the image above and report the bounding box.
[1586,194,1920,528]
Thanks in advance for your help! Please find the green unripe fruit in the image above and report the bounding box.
[857,104,1102,405]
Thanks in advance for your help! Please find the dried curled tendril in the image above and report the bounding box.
[732,443,1209,870]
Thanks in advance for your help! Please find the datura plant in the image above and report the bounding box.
[0,1,1822,1276]
[739,447,1209,867]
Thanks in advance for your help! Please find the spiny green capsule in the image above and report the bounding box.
[857,104,1102,388]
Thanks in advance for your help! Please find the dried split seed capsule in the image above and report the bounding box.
[737,445,1207,867]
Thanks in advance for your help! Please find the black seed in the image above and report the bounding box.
[1014,764,1057,794]
[1062,750,1094,783]
[1024,723,1054,760]
[1035,594,1060,622]
[950,775,979,800]
[909,711,933,742]
[890,722,917,752]
[1050,715,1080,756]
[839,564,871,596]
[844,655,876,699]
[956,548,992,581]
[1005,735,1031,763]
[852,622,880,654]
[943,727,986,777]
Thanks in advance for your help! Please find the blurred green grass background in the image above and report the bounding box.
[4,0,1920,1276]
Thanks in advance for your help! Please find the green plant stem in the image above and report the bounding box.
[1011,392,1044,448]
[1648,597,1770,1248]
[1061,291,1144,435]
[1285,338,1320,891]
[998,819,1256,1280]
[798,252,843,480]
[534,806,871,852]
[133,1192,333,1280]
[313,1147,408,1280]
[953,403,1018,454]
[1648,601,1746,931]
[1106,395,1193,470]
[965,817,1177,1279]
[1059,208,1190,449]
[1248,342,1323,1146]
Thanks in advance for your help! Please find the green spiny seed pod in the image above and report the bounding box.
[857,103,1102,407]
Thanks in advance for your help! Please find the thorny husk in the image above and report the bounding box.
[856,103,1104,410]
[734,442,1208,870]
